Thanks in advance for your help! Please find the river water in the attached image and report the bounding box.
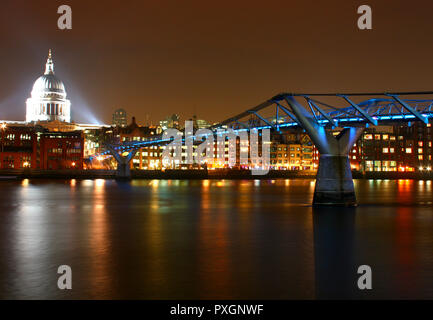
[0,178,432,299]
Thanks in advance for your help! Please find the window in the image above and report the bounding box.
[20,134,31,140]
[21,156,31,168]
[406,148,412,153]
[364,134,373,140]
[365,160,374,171]
[3,156,14,168]
[383,148,389,153]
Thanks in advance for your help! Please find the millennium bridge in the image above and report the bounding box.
[95,91,433,206]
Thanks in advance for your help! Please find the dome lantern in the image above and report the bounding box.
[44,49,55,75]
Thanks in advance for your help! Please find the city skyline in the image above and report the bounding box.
[1,0,433,125]
[2,1,433,304]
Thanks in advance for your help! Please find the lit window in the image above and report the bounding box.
[406,148,412,153]
[383,134,389,140]
[419,155,423,160]
[418,141,423,147]
[364,134,373,140]
[418,148,423,154]
[383,148,389,153]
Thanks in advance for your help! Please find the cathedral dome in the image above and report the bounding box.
[26,50,71,123]
[30,50,67,99]
[31,74,66,99]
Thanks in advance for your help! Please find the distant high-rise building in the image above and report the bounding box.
[159,114,180,130]
[192,115,210,129]
[112,108,127,127]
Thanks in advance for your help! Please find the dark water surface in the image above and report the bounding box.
[0,178,433,299]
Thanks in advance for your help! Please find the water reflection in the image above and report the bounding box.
[87,179,113,298]
[313,207,358,299]
[0,178,433,299]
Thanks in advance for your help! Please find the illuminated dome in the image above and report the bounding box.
[31,75,66,99]
[26,50,71,123]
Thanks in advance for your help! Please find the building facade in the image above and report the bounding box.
[0,125,37,169]
[160,114,180,131]
[0,124,84,170]
[352,123,433,172]
[112,108,128,128]
[39,131,84,170]
[118,117,163,170]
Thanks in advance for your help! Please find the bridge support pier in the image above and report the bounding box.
[105,145,138,179]
[284,96,364,206]
[314,155,356,206]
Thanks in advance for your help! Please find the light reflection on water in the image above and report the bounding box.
[0,179,433,299]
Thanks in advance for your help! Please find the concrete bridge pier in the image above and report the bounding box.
[105,144,138,179]
[314,154,357,206]
[284,96,364,206]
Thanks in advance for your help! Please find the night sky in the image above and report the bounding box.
[0,0,432,125]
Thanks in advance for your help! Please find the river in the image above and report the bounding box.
[0,178,432,299]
